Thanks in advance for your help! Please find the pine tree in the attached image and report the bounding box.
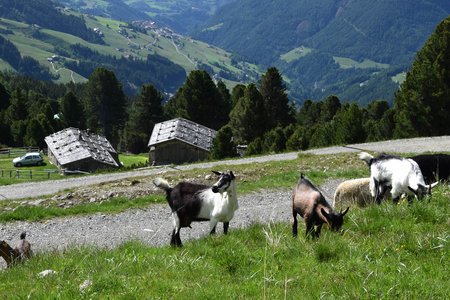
[164,70,229,130]
[394,16,450,137]
[334,103,366,144]
[259,67,293,129]
[124,84,164,153]
[210,125,236,159]
[83,67,127,147]
[231,84,246,108]
[61,91,84,128]
[229,83,267,144]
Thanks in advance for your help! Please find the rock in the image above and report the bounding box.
[79,279,92,292]
[38,269,57,277]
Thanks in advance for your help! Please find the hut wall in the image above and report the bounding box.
[62,158,117,173]
[150,140,209,165]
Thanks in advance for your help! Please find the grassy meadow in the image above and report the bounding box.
[0,192,448,298]
[0,152,448,298]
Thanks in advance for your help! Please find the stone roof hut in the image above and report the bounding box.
[45,127,120,173]
[148,118,217,165]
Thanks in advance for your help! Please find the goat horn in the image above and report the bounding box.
[427,181,439,189]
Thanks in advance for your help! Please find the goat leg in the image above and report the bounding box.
[170,229,182,247]
[292,213,298,237]
[315,224,323,238]
[223,222,229,234]
[305,223,315,239]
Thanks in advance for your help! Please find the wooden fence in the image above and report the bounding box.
[0,147,42,158]
[0,169,59,179]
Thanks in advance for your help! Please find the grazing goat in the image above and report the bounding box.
[0,232,33,268]
[409,153,450,184]
[153,170,238,246]
[292,173,349,238]
[333,178,377,207]
[359,152,438,204]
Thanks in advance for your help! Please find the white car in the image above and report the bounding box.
[12,152,44,167]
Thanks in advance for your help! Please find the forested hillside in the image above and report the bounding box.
[0,0,259,95]
[55,0,234,34]
[194,0,450,104]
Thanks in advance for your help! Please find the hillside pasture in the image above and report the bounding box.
[280,46,312,63]
[0,186,448,298]
[334,57,390,70]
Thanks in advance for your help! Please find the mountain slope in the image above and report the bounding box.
[194,0,450,104]
[0,0,260,95]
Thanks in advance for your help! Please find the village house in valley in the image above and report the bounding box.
[148,118,217,165]
[45,127,121,173]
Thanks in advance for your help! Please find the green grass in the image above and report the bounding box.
[0,190,448,298]
[334,56,390,69]
[280,46,312,62]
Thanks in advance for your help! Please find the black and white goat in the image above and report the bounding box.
[359,152,438,204]
[153,170,238,246]
[292,173,349,238]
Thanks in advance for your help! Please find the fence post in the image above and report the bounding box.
[16,170,19,178]
[9,170,12,178]
[48,171,50,179]
[30,170,32,179]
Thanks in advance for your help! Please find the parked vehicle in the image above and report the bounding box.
[12,152,44,167]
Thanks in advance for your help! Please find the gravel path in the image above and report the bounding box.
[0,136,449,268]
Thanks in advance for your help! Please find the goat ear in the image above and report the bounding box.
[341,207,349,216]
[229,170,235,179]
[407,186,417,195]
[321,208,330,219]
[212,171,221,176]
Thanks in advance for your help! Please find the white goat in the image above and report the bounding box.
[359,152,438,203]
[333,178,376,207]
[153,170,238,246]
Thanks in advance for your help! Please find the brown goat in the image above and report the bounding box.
[292,174,349,238]
[0,232,32,268]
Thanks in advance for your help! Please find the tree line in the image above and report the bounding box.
[0,16,449,159]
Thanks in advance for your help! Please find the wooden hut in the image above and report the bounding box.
[45,127,120,173]
[148,118,217,165]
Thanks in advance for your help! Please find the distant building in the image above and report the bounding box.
[148,118,217,165]
[45,127,120,173]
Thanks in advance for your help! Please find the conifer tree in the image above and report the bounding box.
[259,67,293,129]
[124,84,164,153]
[61,91,84,128]
[164,70,229,130]
[229,83,267,144]
[83,67,127,147]
[210,125,236,159]
[394,16,450,137]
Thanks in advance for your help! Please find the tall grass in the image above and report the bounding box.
[0,187,448,298]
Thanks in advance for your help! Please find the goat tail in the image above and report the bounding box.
[153,177,171,191]
[20,232,26,240]
[359,152,374,166]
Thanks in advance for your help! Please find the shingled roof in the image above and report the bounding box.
[45,127,119,167]
[148,118,217,151]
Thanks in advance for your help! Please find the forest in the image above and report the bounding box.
[0,16,449,158]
